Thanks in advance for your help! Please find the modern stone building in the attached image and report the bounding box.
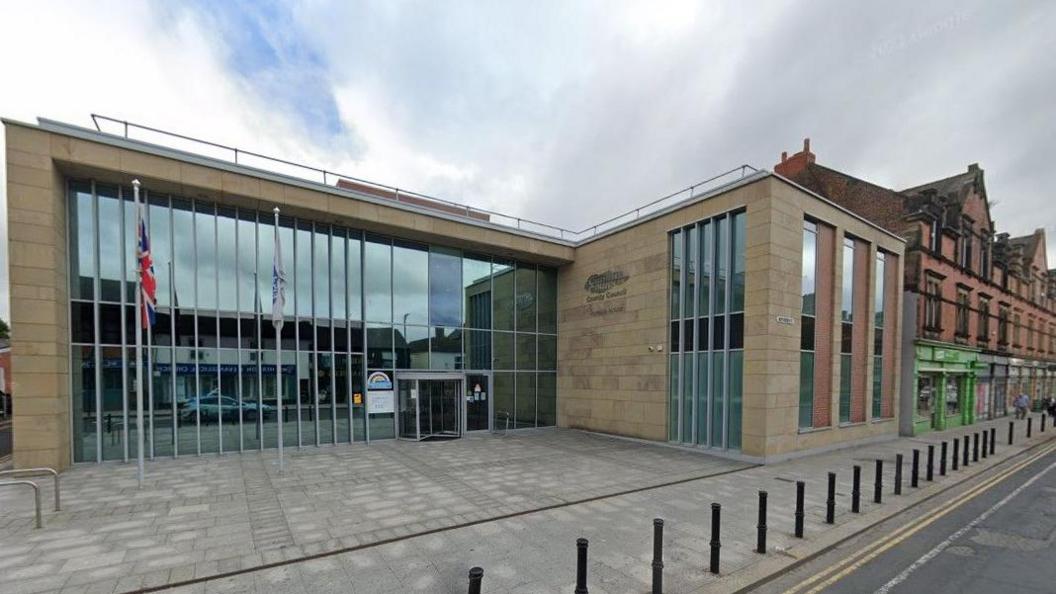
[4,117,903,469]
[776,139,1056,436]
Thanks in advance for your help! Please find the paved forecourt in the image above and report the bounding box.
[0,429,748,593]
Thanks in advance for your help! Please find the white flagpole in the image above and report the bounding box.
[133,179,145,488]
[273,207,284,473]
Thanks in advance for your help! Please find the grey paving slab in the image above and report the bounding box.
[0,429,747,592]
[2,419,1050,593]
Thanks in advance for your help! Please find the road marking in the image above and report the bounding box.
[780,440,1056,594]
[873,457,1056,593]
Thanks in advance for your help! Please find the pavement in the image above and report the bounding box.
[752,427,1056,594]
[0,416,1053,593]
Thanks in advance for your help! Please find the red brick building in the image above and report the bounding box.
[776,140,1056,435]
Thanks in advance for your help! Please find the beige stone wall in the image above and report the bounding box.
[557,176,905,460]
[556,180,768,441]
[5,124,70,470]
[739,178,905,458]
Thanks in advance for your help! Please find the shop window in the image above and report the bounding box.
[945,376,961,416]
[917,376,935,419]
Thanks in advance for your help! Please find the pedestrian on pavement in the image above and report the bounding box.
[1047,396,1056,421]
[1014,392,1030,420]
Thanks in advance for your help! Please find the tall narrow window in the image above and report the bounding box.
[668,210,744,450]
[955,287,970,338]
[800,221,818,428]
[998,305,1010,346]
[872,252,885,419]
[839,237,854,423]
[977,296,990,343]
[924,275,943,331]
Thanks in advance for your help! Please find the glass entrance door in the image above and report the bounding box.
[465,374,490,432]
[396,375,463,440]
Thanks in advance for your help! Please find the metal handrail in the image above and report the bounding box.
[0,468,60,511]
[87,114,759,243]
[493,411,512,436]
[0,480,43,528]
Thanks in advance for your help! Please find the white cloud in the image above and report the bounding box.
[2,0,1056,325]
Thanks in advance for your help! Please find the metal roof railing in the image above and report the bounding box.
[90,114,759,244]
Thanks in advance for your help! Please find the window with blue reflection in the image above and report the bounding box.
[295,222,313,318]
[314,225,330,319]
[429,247,462,326]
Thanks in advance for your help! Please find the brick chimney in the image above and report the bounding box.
[774,138,816,178]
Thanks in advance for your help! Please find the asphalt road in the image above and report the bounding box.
[753,440,1056,594]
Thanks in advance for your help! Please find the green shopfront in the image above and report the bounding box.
[912,340,985,434]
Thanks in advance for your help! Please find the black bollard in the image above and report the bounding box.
[940,442,947,476]
[794,481,805,538]
[926,445,935,482]
[1043,413,1047,433]
[990,427,997,455]
[709,503,721,575]
[852,465,862,511]
[652,519,663,593]
[468,567,484,594]
[756,491,768,555]
[1009,421,1015,445]
[963,435,970,467]
[874,459,883,504]
[894,455,903,496]
[982,431,989,459]
[1028,416,1033,438]
[911,449,920,488]
[973,433,980,462]
[575,538,589,594]
[952,438,959,471]
[826,472,836,524]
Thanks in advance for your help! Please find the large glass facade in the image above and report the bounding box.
[67,180,558,462]
[669,210,745,451]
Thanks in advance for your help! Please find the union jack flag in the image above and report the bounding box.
[137,206,156,328]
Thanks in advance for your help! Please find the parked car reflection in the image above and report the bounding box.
[180,389,275,423]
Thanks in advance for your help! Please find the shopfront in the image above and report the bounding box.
[912,341,981,434]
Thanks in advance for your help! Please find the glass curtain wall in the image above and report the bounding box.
[668,209,745,451]
[68,179,556,462]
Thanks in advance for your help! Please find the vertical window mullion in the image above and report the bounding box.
[92,181,103,463]
[118,186,129,462]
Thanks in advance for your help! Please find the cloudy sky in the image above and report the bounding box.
[1,0,1054,319]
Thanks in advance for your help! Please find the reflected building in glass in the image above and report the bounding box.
[66,181,558,460]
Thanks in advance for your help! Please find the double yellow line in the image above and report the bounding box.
[781,439,1056,594]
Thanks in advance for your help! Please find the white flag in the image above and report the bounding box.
[271,224,286,330]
